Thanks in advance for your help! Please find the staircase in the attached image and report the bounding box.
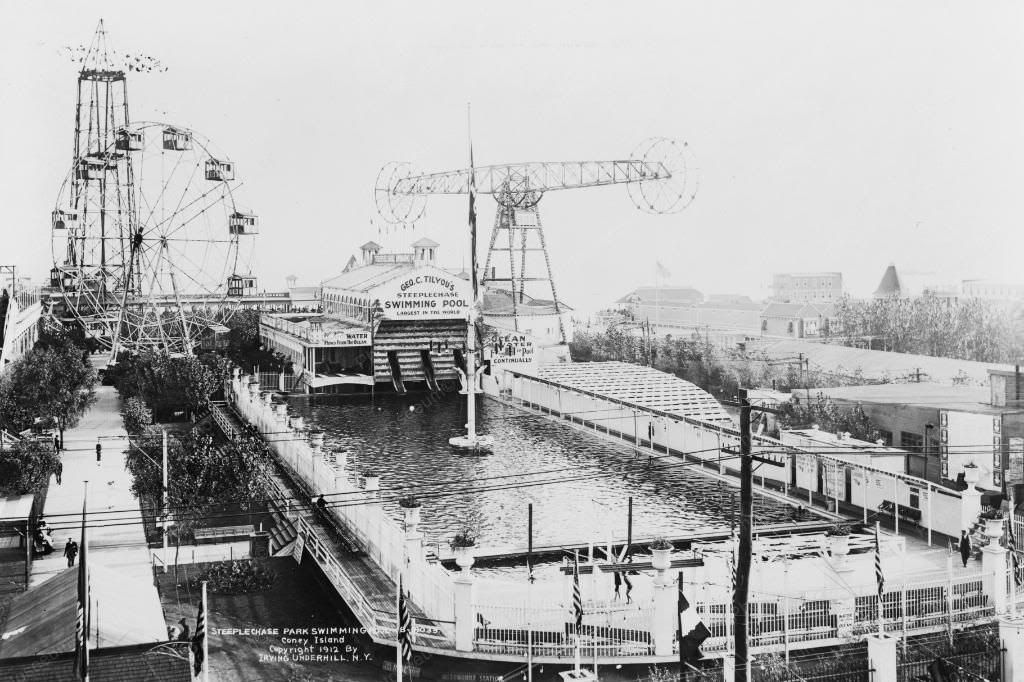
[373,320,466,389]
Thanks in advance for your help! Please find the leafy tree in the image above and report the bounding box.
[121,397,153,436]
[0,439,60,496]
[125,427,273,562]
[777,393,880,442]
[221,309,287,372]
[113,351,218,420]
[0,343,96,442]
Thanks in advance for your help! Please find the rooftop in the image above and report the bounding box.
[783,427,909,457]
[814,383,1018,415]
[748,338,1016,387]
[514,360,732,424]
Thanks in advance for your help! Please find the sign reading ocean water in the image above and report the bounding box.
[376,270,472,320]
[486,332,536,370]
[323,329,370,346]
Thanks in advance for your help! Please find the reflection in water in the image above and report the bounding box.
[287,392,802,551]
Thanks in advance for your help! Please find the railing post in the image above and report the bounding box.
[866,634,897,682]
[1000,616,1024,682]
[652,580,675,656]
[453,572,476,652]
[983,526,1009,615]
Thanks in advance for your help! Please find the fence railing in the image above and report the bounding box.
[896,648,1001,682]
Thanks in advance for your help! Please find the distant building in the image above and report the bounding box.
[815,375,1024,494]
[617,286,703,312]
[961,279,1024,302]
[873,264,959,301]
[771,273,843,303]
[760,302,837,339]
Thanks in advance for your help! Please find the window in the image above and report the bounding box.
[901,432,924,451]
[908,487,920,509]
[877,429,893,446]
[787,321,794,333]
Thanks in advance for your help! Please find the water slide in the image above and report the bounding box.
[420,350,440,392]
[387,351,407,394]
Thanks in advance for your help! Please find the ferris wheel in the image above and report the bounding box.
[50,122,258,357]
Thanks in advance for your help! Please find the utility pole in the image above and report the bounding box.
[162,429,169,573]
[735,388,752,682]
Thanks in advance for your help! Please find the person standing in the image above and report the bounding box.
[64,538,78,567]
[959,530,972,568]
[53,434,60,453]
[55,460,63,485]
[95,441,102,466]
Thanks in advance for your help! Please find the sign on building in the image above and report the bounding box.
[323,329,370,346]
[374,270,473,320]
[486,332,536,369]
[1009,437,1024,486]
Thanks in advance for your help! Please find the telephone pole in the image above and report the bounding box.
[735,388,752,682]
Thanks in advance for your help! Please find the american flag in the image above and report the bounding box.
[398,576,412,664]
[572,552,583,630]
[874,524,885,599]
[729,529,738,598]
[74,494,89,681]
[467,138,478,301]
[1007,516,1022,587]
[192,597,206,676]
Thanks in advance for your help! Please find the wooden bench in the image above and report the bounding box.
[193,524,255,544]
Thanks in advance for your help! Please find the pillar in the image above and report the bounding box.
[453,573,476,652]
[721,654,735,682]
[1000,616,1024,682]
[982,541,1008,614]
[866,634,897,682]
[652,582,676,656]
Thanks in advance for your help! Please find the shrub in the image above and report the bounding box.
[826,524,851,537]
[398,495,421,508]
[650,537,673,550]
[451,528,477,549]
[191,559,276,594]
[121,397,153,436]
[980,507,1004,520]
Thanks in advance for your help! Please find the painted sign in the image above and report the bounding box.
[322,329,370,346]
[486,332,536,369]
[374,269,473,320]
[1010,438,1024,485]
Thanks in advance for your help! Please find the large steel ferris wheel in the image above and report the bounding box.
[50,22,258,358]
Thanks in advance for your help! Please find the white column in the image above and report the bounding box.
[721,654,735,682]
[1001,616,1024,682]
[866,634,897,682]
[652,582,675,656]
[983,536,1009,614]
[453,573,476,652]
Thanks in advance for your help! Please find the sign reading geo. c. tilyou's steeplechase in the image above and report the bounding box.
[375,269,473,320]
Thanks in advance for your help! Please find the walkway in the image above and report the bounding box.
[29,385,165,629]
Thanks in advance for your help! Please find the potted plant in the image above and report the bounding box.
[826,524,851,556]
[980,507,1005,539]
[450,528,477,569]
[399,496,422,530]
[362,471,380,492]
[962,463,980,486]
[307,428,325,450]
[650,537,673,570]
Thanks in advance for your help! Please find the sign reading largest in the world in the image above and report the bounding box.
[375,269,473,320]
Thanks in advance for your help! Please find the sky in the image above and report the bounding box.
[2,1,1023,314]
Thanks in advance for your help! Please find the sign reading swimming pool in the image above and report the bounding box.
[375,268,473,320]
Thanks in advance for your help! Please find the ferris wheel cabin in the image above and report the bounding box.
[205,158,235,182]
[162,127,192,151]
[229,212,259,235]
[115,128,144,152]
[75,154,118,181]
[51,209,79,231]
[227,274,258,298]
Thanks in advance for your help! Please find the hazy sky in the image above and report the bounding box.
[2,1,1023,314]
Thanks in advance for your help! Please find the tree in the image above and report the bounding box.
[113,351,218,420]
[121,397,153,436]
[125,427,274,562]
[0,343,96,442]
[222,309,287,372]
[777,393,880,443]
[0,439,60,496]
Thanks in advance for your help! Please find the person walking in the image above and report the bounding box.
[95,441,102,466]
[959,530,972,568]
[53,434,60,453]
[64,538,78,567]
[55,460,63,485]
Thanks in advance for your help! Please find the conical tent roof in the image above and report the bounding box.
[873,264,901,297]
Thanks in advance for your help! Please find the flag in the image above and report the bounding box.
[74,493,89,680]
[468,138,478,301]
[398,576,412,664]
[191,596,206,676]
[656,261,671,279]
[1007,516,1022,587]
[729,529,738,598]
[874,524,885,598]
[572,553,583,629]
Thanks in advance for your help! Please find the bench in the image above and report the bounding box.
[193,524,255,544]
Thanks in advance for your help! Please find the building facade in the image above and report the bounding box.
[771,273,843,303]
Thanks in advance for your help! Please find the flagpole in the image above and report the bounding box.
[202,581,209,682]
[396,575,403,682]
[79,481,90,682]
[574,550,581,674]
[875,522,884,636]
[527,504,533,682]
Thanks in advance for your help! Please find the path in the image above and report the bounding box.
[30,385,166,629]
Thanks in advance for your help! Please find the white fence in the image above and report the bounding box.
[226,375,456,624]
